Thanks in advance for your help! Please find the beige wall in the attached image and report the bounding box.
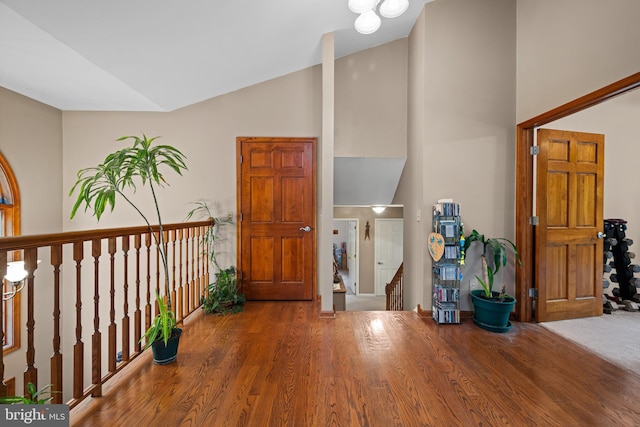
[0,87,63,235]
[335,39,408,158]
[334,206,403,294]
[397,6,426,308]
[62,66,322,231]
[0,86,63,396]
[401,0,517,311]
[516,0,640,122]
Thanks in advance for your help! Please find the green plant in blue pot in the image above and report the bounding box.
[463,229,522,332]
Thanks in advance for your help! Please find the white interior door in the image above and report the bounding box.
[374,218,403,296]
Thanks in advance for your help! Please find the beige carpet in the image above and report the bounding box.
[541,310,640,374]
[345,294,387,311]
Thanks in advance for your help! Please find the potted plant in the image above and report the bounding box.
[0,383,55,404]
[140,292,182,364]
[69,133,187,363]
[201,266,246,315]
[463,229,522,332]
[185,202,246,315]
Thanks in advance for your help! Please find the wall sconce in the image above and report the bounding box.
[3,260,29,301]
[348,0,410,34]
[372,206,386,214]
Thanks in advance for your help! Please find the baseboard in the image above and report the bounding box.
[319,310,336,319]
[416,304,431,318]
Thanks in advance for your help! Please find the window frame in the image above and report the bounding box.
[0,152,21,355]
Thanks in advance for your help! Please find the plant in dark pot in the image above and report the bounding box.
[141,292,182,364]
[186,202,246,315]
[69,134,187,363]
[463,229,522,333]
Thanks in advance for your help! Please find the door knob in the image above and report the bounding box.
[299,226,311,232]
[597,232,605,239]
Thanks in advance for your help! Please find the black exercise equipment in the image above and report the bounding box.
[603,219,639,310]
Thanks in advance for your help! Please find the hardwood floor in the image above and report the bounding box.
[71,301,640,426]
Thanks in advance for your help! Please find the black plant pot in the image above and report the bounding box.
[470,290,516,333]
[151,328,182,365]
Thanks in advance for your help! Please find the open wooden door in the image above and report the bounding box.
[237,137,316,300]
[535,129,604,321]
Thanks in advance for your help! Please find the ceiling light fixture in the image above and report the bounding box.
[349,0,409,34]
[372,206,386,214]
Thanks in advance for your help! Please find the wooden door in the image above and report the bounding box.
[536,129,604,321]
[374,219,403,296]
[237,137,316,300]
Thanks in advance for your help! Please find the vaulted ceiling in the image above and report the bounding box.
[0,0,428,112]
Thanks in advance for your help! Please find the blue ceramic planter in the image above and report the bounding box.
[470,290,516,333]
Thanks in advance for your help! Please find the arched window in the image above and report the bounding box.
[0,151,21,353]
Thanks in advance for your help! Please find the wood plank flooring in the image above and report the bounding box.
[70,301,640,426]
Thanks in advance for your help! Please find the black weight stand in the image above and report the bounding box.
[603,220,617,313]
[605,218,639,312]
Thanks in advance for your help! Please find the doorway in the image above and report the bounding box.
[236,137,317,301]
[333,206,404,310]
[516,72,640,322]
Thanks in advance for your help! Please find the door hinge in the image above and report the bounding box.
[529,288,539,299]
[530,146,540,155]
[239,213,243,222]
[239,155,243,164]
[529,216,539,226]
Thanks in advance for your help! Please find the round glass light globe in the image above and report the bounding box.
[354,10,381,34]
[379,0,409,18]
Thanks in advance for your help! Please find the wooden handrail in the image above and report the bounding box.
[0,219,213,408]
[385,263,404,310]
[0,221,209,250]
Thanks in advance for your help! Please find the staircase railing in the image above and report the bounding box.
[385,262,404,310]
[0,220,212,408]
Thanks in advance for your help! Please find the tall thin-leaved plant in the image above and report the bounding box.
[69,134,187,312]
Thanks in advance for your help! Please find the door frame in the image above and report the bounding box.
[236,136,318,300]
[516,71,640,322]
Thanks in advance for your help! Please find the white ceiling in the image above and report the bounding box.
[0,0,429,112]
